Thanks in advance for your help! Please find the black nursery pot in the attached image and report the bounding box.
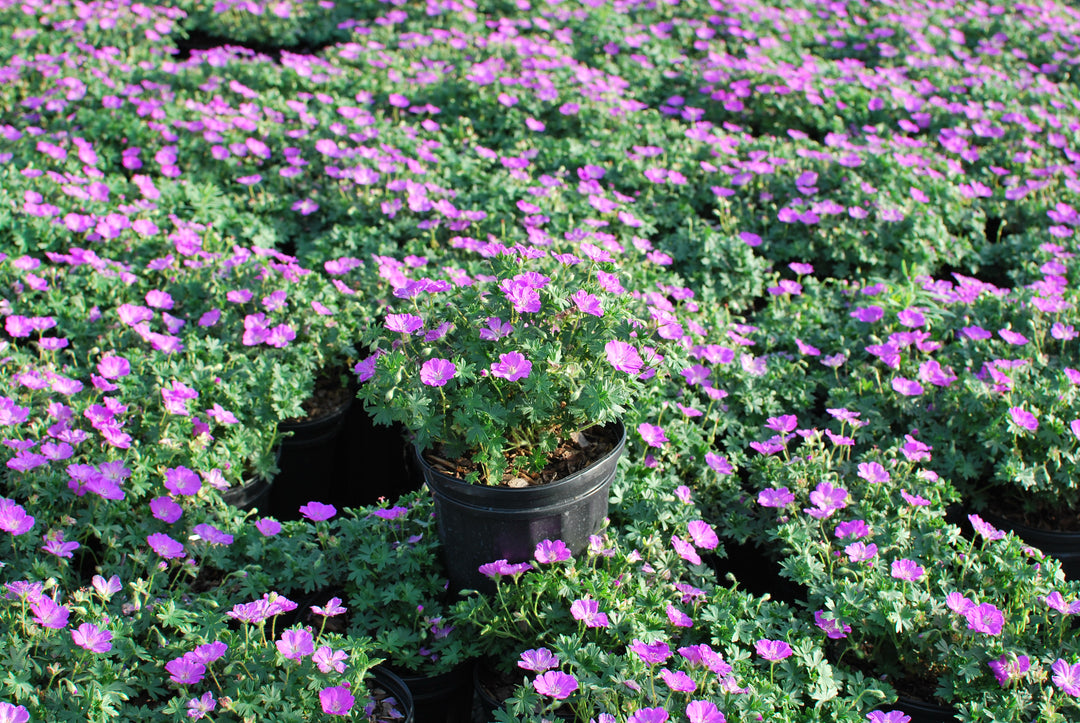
[270,395,353,520]
[417,422,626,594]
[223,446,281,513]
[394,661,475,723]
[372,666,416,723]
[981,510,1080,579]
[876,695,960,723]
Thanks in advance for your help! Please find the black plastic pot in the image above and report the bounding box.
[418,422,626,593]
[981,510,1080,578]
[223,447,281,513]
[876,696,959,723]
[371,666,415,723]
[271,396,353,520]
[394,661,475,723]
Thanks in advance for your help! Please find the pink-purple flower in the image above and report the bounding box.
[534,539,572,563]
[533,671,579,699]
[489,352,532,381]
[890,558,924,582]
[754,639,793,662]
[420,358,456,387]
[519,648,559,672]
[320,685,356,715]
[71,622,113,653]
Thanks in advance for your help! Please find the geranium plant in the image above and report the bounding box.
[354,245,666,484]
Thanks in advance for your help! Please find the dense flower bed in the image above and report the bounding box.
[1,0,1080,720]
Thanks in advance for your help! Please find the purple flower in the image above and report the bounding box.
[804,482,848,519]
[0,703,30,723]
[255,518,281,536]
[299,501,336,522]
[193,523,233,546]
[835,520,870,539]
[533,671,578,699]
[151,497,183,523]
[666,604,693,628]
[846,541,878,562]
[638,423,669,448]
[814,611,851,639]
[1008,407,1038,432]
[313,646,348,674]
[857,462,890,485]
[186,691,216,720]
[385,313,424,334]
[0,498,35,535]
[988,654,1030,686]
[605,340,644,374]
[754,639,793,662]
[687,521,718,550]
[866,713,911,723]
[660,668,697,692]
[420,358,456,387]
[192,641,228,665]
[478,559,533,578]
[72,622,113,653]
[311,597,347,617]
[42,531,80,559]
[686,701,725,723]
[628,708,669,723]
[489,352,532,381]
[850,306,884,323]
[891,377,924,397]
[998,329,1029,346]
[630,639,672,665]
[671,535,702,565]
[1052,659,1080,697]
[571,599,610,628]
[166,653,206,685]
[161,380,198,416]
[92,574,122,599]
[534,539,571,563]
[500,278,542,313]
[276,628,314,661]
[1043,591,1080,615]
[705,453,733,474]
[964,602,1004,635]
[147,532,185,560]
[320,685,356,715]
[968,514,1005,542]
[890,559,924,582]
[519,648,559,672]
[757,487,795,508]
[570,290,603,317]
[30,596,70,629]
[97,355,131,379]
[164,466,202,496]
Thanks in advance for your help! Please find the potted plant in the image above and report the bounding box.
[757,429,1080,722]
[354,245,666,590]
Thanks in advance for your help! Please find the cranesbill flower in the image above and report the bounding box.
[490,352,532,381]
[705,453,733,474]
[660,668,697,692]
[0,498,35,535]
[320,685,355,715]
[630,639,672,665]
[0,703,31,723]
[834,520,870,539]
[1052,659,1080,697]
[420,358,456,387]
[161,381,198,416]
[964,602,1005,635]
[255,518,281,536]
[638,423,669,448]
[754,639,793,662]
[313,646,348,674]
[42,531,79,558]
[385,313,424,334]
[1042,591,1080,615]
[571,599,610,628]
[671,535,701,565]
[192,641,228,665]
[311,597,347,617]
[629,707,669,723]
[92,574,122,599]
[519,648,559,672]
[687,521,718,550]
[968,514,1005,542]
[666,604,693,628]
[988,654,1030,687]
[891,377,924,397]
[165,466,201,496]
[166,653,206,685]
[814,611,850,639]
[685,700,725,723]
[866,713,911,723]
[605,340,644,374]
[147,532,185,559]
[193,523,233,546]
[1008,406,1038,432]
[857,462,890,484]
[890,559,924,581]
[804,482,848,519]
[757,487,794,508]
[570,290,603,317]
[534,539,571,563]
[846,541,878,562]
[478,559,533,578]
[533,671,578,699]
[276,628,314,661]
[299,501,336,522]
[30,596,70,628]
[72,622,113,653]
[186,691,216,720]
